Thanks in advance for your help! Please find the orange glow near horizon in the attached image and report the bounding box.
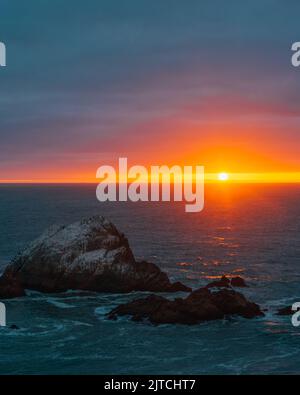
[2,91,300,185]
[1,172,300,184]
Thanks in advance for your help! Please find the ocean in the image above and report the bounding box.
[0,183,299,374]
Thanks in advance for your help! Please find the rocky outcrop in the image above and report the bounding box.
[107,287,264,325]
[206,275,230,288]
[0,216,190,298]
[206,275,247,289]
[230,276,247,287]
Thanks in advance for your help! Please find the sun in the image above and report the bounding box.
[218,172,229,181]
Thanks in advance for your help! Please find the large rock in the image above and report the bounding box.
[0,216,190,298]
[108,287,264,325]
[0,276,25,298]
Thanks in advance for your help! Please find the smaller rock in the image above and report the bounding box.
[210,289,262,319]
[230,276,247,287]
[206,275,230,288]
[9,324,19,330]
[108,287,263,325]
[277,306,293,316]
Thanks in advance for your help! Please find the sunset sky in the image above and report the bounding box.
[1,1,300,183]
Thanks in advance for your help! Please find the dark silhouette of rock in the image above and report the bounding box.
[206,275,230,288]
[230,276,247,287]
[206,275,248,289]
[167,281,190,292]
[0,275,25,298]
[108,287,264,325]
[0,216,190,298]
[208,289,262,318]
[9,324,19,330]
[277,306,293,316]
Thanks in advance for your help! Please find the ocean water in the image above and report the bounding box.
[0,183,300,375]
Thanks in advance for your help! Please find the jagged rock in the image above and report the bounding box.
[207,289,261,318]
[230,276,247,287]
[206,275,230,288]
[0,216,190,298]
[276,306,293,316]
[107,287,264,325]
[206,275,248,289]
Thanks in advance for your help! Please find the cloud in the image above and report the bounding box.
[1,0,300,178]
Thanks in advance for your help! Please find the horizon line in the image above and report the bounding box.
[1,172,300,184]
[1,181,300,185]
